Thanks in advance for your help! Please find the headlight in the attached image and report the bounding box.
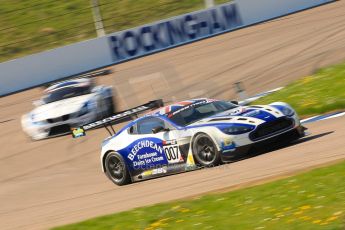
[281,107,295,117]
[31,113,45,125]
[271,104,295,117]
[33,121,45,125]
[219,125,255,135]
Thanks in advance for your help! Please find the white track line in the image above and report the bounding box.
[320,112,345,121]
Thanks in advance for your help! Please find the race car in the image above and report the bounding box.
[21,78,114,140]
[75,98,305,186]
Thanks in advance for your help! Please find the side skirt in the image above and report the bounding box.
[131,163,197,182]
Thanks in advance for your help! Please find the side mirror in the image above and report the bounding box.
[33,100,43,106]
[231,100,239,105]
[91,86,101,93]
[152,126,169,134]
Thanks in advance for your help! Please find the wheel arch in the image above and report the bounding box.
[190,131,222,152]
[102,150,134,180]
[101,150,114,173]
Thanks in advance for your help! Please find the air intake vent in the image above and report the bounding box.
[237,118,247,121]
[210,118,232,122]
[249,117,294,141]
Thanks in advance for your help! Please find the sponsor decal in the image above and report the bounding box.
[153,139,184,164]
[170,100,208,116]
[128,139,163,159]
[223,137,233,146]
[186,150,195,168]
[141,166,168,177]
[122,138,168,170]
[71,127,86,138]
[163,139,177,145]
[154,167,168,175]
[163,144,183,164]
[221,137,236,152]
[222,142,236,152]
[108,2,242,62]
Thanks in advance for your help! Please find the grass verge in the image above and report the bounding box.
[0,0,229,62]
[253,62,345,118]
[53,161,345,230]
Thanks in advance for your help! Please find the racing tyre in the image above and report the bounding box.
[106,97,115,117]
[105,152,131,186]
[192,133,221,167]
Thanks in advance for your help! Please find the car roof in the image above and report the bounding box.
[148,98,217,116]
[45,78,92,93]
[114,98,219,137]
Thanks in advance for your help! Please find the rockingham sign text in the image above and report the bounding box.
[108,2,242,62]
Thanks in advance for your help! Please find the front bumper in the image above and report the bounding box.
[221,126,304,162]
[21,112,96,140]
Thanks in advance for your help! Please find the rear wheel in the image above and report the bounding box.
[192,133,221,167]
[105,152,131,186]
[106,97,115,117]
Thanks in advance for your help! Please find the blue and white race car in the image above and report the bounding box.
[76,98,305,186]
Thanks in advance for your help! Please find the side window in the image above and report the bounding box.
[137,117,166,135]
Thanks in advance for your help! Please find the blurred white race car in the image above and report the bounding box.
[21,78,114,140]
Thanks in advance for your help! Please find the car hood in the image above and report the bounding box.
[30,94,95,121]
[188,105,284,127]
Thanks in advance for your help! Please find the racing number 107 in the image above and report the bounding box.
[164,146,179,161]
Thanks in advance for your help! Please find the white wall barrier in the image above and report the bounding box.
[236,0,332,25]
[0,37,114,96]
[0,0,333,96]
[108,2,242,63]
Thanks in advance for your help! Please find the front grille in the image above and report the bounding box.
[250,117,294,141]
[47,115,70,123]
[49,124,71,136]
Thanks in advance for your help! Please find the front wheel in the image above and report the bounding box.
[192,133,221,167]
[104,152,131,186]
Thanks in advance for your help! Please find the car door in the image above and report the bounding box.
[134,117,191,166]
[126,117,171,171]
[125,116,193,179]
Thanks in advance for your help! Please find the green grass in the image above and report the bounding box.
[53,161,345,230]
[0,0,230,62]
[253,62,345,118]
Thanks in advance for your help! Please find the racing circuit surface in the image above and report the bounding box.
[1,1,345,229]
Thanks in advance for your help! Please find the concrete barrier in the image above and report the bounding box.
[236,0,332,25]
[107,2,242,63]
[0,0,333,96]
[0,37,113,96]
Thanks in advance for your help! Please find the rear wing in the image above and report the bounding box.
[71,99,164,138]
[44,69,112,88]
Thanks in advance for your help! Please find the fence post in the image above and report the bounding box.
[204,0,215,8]
[234,82,248,101]
[91,0,106,37]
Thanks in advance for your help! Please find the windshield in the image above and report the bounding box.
[43,86,91,104]
[169,101,238,126]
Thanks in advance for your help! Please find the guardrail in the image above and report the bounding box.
[0,0,333,97]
